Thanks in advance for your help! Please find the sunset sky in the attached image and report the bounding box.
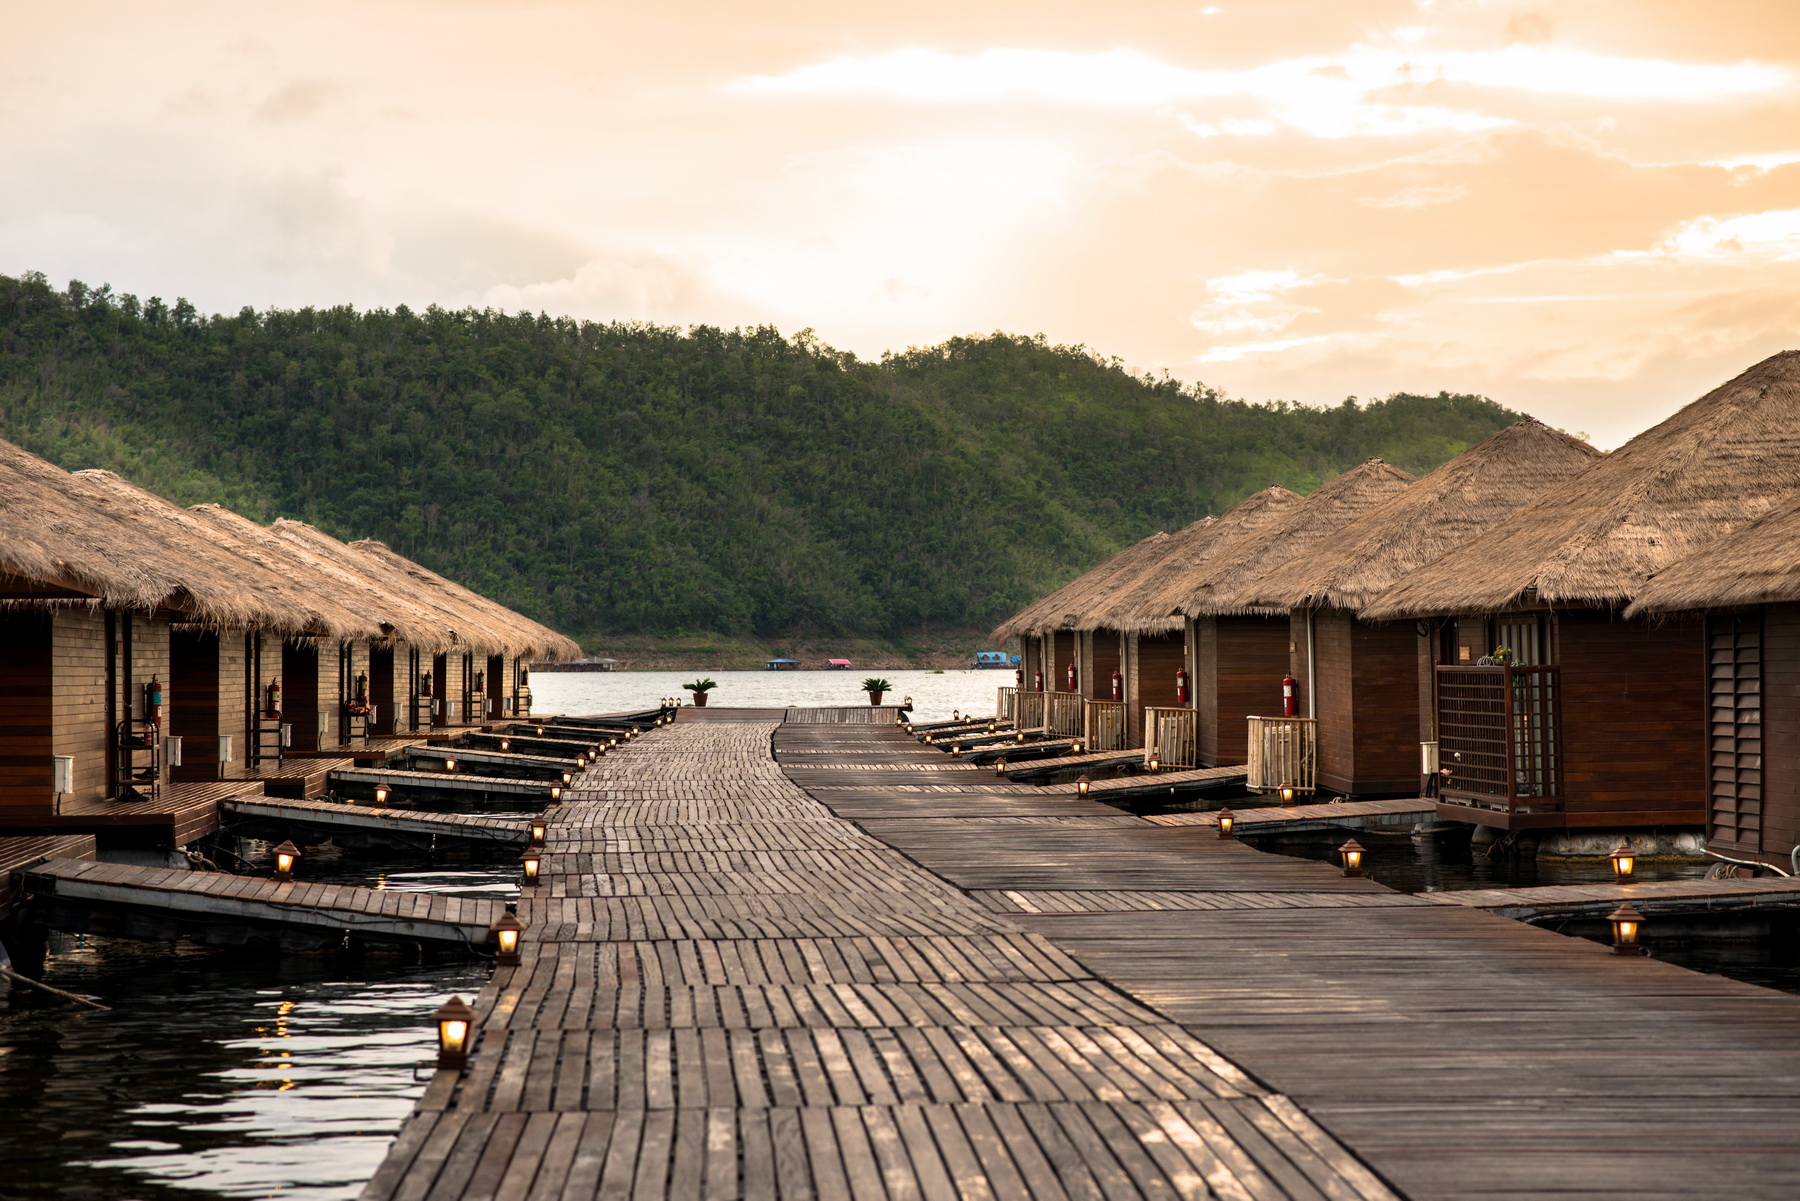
[6,1,1799,445]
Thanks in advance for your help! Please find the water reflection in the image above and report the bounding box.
[0,843,503,1201]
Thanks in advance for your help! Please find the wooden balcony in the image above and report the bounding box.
[1436,665,1562,816]
[1246,716,1317,795]
[1084,700,1127,751]
[1144,707,1198,768]
[1044,691,1085,737]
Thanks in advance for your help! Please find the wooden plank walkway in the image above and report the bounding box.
[365,720,1400,1201]
[329,766,559,802]
[781,726,1800,1201]
[220,796,533,847]
[1145,798,1437,834]
[1431,875,1800,920]
[22,858,503,947]
[0,779,254,845]
[1083,764,1248,799]
[406,745,574,777]
[1003,749,1145,778]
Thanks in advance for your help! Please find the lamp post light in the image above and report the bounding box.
[1607,903,1647,955]
[520,847,542,886]
[1216,808,1235,839]
[1610,842,1636,883]
[1337,839,1366,877]
[434,996,476,1069]
[272,840,300,882]
[489,910,524,967]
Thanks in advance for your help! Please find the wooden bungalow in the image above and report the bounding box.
[1111,462,1415,780]
[1627,493,1800,870]
[1364,351,1800,832]
[1241,422,1599,798]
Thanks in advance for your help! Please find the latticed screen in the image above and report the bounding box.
[1438,666,1560,807]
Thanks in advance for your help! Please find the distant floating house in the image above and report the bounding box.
[826,659,852,670]
[973,651,1018,669]
[533,656,618,673]
[766,658,800,671]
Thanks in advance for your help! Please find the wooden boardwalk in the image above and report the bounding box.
[330,766,559,803]
[1433,874,1800,920]
[221,796,533,848]
[783,727,1800,1200]
[366,721,1399,1201]
[1145,798,1437,834]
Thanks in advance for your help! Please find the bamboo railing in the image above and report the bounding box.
[1014,690,1049,732]
[1084,701,1127,751]
[1245,716,1317,795]
[1143,707,1199,768]
[1045,691,1085,737]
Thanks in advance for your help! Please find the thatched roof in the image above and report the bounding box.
[1112,486,1306,632]
[1365,351,1800,620]
[1243,420,1600,613]
[73,471,384,639]
[991,531,1175,642]
[0,437,190,612]
[1169,460,1418,618]
[188,505,466,652]
[1628,490,1800,614]
[350,539,580,660]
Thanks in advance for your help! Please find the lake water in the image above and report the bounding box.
[532,667,1012,723]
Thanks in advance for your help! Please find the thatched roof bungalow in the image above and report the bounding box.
[1356,351,1800,832]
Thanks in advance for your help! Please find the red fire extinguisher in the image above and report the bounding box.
[144,676,164,726]
[1015,665,1023,688]
[1111,669,1123,702]
[264,679,281,719]
[1175,667,1189,706]
[1033,668,1044,692]
[1066,662,1077,692]
[1282,672,1297,717]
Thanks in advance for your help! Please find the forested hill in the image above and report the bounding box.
[0,272,1522,642]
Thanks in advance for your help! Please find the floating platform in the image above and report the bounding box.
[1070,763,1248,799]
[461,732,597,758]
[1432,874,1800,920]
[21,857,504,951]
[329,766,559,804]
[1001,748,1144,779]
[220,795,533,849]
[1144,796,1437,834]
[405,746,573,780]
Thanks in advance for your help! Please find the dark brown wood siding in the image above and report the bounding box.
[283,642,322,749]
[0,611,54,812]
[53,609,108,807]
[1559,610,1707,827]
[1090,631,1121,701]
[1707,613,1762,852]
[1761,604,1800,861]
[1053,631,1076,694]
[170,629,222,781]
[1132,633,1187,747]
[370,645,397,735]
[1213,617,1289,767]
[1195,618,1220,764]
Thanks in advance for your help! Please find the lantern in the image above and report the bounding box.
[1071,740,1084,754]
[1147,753,1159,772]
[489,911,524,967]
[550,785,562,801]
[1216,808,1235,839]
[434,996,476,1069]
[1076,774,1090,797]
[987,721,996,733]
[561,771,573,784]
[1279,782,1296,805]
[520,847,542,885]
[951,743,963,758]
[1607,902,1646,955]
[500,738,510,751]
[995,757,1008,776]
[374,782,391,804]
[953,709,961,721]
[444,758,457,772]
[1337,839,1365,877]
[1610,842,1636,882]
[272,839,300,882]
[529,818,547,845]
[537,726,545,735]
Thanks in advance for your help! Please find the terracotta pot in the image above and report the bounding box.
[868,691,884,706]
[692,692,709,707]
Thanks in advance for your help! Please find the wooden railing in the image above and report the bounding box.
[1014,690,1049,732]
[996,686,1017,723]
[1246,716,1317,795]
[1436,665,1561,814]
[1084,701,1127,751]
[1045,691,1085,737]
[1144,707,1198,768]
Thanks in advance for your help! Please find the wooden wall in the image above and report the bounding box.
[369,644,397,735]
[1758,604,1800,863]
[1053,631,1076,693]
[170,630,221,780]
[1302,612,1421,796]
[1130,631,1187,744]
[1560,610,1707,827]
[1195,618,1220,764]
[54,610,109,807]
[487,653,507,721]
[1090,630,1121,701]
[1213,616,1290,767]
[0,611,54,812]
[282,641,323,750]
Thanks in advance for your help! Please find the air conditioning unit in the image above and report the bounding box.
[279,723,293,748]
[218,736,235,763]
[52,755,74,794]
[163,735,183,767]
[1420,741,1440,775]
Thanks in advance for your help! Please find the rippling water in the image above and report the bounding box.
[531,667,1013,723]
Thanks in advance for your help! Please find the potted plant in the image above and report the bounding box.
[683,678,716,707]
[862,677,891,706]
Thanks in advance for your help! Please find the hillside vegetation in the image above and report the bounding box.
[0,272,1522,642]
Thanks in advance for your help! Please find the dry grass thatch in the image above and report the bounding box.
[1166,461,1417,619]
[0,438,190,612]
[1628,490,1800,614]
[1243,420,1600,613]
[350,539,581,660]
[73,470,386,639]
[188,504,468,652]
[1112,487,1307,632]
[990,531,1176,642]
[1365,351,1800,620]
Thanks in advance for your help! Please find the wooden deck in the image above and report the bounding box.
[220,796,533,848]
[1002,748,1145,778]
[226,755,357,800]
[406,745,573,777]
[1431,874,1800,920]
[22,857,504,947]
[1145,797,1437,834]
[778,726,1800,1200]
[365,720,1399,1201]
[1082,764,1248,799]
[0,779,256,845]
[329,766,558,802]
